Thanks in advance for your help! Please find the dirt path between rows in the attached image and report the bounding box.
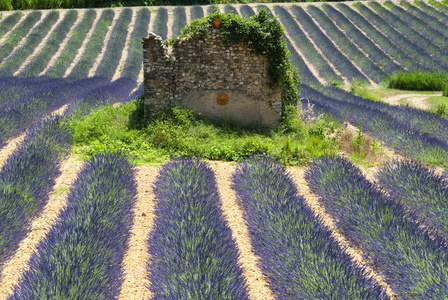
[119,165,157,300]
[383,93,432,110]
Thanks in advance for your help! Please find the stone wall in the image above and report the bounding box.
[142,28,282,126]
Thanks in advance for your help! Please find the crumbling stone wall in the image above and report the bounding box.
[142,28,282,126]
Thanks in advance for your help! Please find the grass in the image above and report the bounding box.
[66,96,342,166]
[426,96,448,110]
[350,80,383,102]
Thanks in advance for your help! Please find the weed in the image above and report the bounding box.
[352,118,365,156]
[435,103,447,117]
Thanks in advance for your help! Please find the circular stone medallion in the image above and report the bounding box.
[217,93,229,106]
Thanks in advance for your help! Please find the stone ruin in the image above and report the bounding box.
[142,28,283,126]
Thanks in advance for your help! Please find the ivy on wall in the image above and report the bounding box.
[164,8,300,107]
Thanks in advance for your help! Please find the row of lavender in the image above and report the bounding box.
[2,1,448,87]
[0,117,71,283]
[0,8,152,292]
[300,84,448,168]
[306,155,448,298]
[148,158,249,298]
[274,1,448,85]
[232,156,386,299]
[0,7,151,145]
[8,152,137,298]
[3,149,448,298]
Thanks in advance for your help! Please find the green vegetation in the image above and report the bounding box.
[0,0,347,10]
[383,1,394,8]
[427,95,448,108]
[387,71,448,91]
[350,80,382,102]
[67,97,342,166]
[428,0,441,6]
[426,96,448,117]
[165,8,300,107]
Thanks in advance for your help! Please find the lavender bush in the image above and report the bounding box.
[240,5,255,17]
[376,159,448,241]
[224,4,239,15]
[148,157,249,299]
[190,5,204,20]
[171,7,187,37]
[153,7,168,41]
[94,8,132,81]
[9,151,137,299]
[0,117,72,281]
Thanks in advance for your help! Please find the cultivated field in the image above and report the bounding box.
[0,1,448,298]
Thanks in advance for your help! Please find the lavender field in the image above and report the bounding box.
[0,1,448,298]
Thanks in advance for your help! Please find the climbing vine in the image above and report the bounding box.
[164,8,300,107]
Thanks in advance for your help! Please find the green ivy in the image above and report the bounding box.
[164,8,300,107]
